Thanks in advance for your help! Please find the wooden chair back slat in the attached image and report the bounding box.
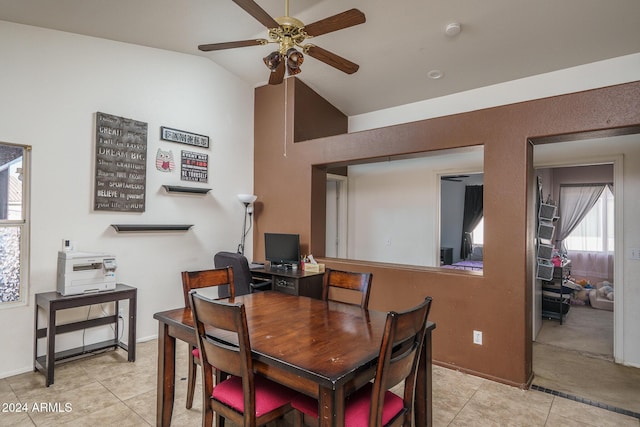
[322,268,373,309]
[189,291,258,426]
[181,267,234,307]
[369,296,433,427]
[190,292,251,379]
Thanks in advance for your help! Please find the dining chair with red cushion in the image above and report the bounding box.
[292,296,433,427]
[322,268,373,309]
[181,267,235,409]
[189,290,297,426]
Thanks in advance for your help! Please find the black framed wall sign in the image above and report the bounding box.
[94,112,148,212]
[180,150,208,183]
[160,126,209,148]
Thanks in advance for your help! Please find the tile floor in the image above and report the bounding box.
[0,339,638,426]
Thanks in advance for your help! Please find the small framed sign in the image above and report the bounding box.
[181,150,208,183]
[160,126,209,148]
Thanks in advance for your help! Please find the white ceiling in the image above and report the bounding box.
[1,0,639,116]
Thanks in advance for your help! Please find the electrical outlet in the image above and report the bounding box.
[629,248,640,260]
[473,330,483,345]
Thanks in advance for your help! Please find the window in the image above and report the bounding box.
[0,142,30,305]
[472,217,484,245]
[565,186,614,252]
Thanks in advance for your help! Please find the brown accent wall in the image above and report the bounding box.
[293,79,348,142]
[253,78,640,387]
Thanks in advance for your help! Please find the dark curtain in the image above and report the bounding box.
[460,185,483,259]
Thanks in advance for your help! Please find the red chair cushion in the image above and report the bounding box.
[212,375,295,417]
[292,383,404,427]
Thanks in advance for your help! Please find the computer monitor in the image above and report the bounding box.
[264,233,300,268]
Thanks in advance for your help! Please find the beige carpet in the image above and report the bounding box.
[533,305,640,415]
[536,304,613,360]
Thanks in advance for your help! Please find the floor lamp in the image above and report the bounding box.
[237,194,257,255]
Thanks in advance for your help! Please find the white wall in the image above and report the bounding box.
[440,179,466,262]
[347,148,483,266]
[346,54,640,367]
[0,21,256,378]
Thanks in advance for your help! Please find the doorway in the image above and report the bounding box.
[326,173,348,258]
[529,135,640,414]
[534,163,614,359]
[532,151,620,356]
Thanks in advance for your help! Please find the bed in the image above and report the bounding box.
[442,260,484,271]
[441,245,484,271]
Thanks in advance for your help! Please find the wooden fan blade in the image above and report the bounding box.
[268,61,285,85]
[305,45,359,74]
[232,0,279,29]
[303,9,365,37]
[198,39,267,52]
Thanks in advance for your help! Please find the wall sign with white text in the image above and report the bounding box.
[94,112,148,212]
[181,150,208,183]
[161,126,209,148]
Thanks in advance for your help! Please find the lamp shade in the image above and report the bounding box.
[237,194,257,204]
[263,51,282,71]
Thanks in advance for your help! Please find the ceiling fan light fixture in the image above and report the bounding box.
[288,66,302,76]
[286,48,304,70]
[200,1,365,85]
[263,51,282,71]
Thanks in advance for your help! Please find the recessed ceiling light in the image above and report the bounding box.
[445,22,462,37]
[428,70,444,79]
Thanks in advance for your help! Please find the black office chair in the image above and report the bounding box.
[214,251,272,294]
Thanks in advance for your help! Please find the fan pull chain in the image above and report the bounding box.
[283,78,288,157]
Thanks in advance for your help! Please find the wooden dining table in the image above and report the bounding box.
[154,291,435,427]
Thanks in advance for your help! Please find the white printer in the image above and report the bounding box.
[57,251,117,295]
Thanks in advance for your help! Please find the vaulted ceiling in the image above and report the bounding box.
[1,0,639,116]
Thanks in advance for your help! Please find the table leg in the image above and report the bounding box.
[33,302,39,373]
[46,306,56,387]
[318,386,345,427]
[128,294,137,362]
[115,300,120,349]
[156,322,176,427]
[415,328,433,427]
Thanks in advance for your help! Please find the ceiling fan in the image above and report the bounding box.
[442,175,470,182]
[198,0,366,85]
